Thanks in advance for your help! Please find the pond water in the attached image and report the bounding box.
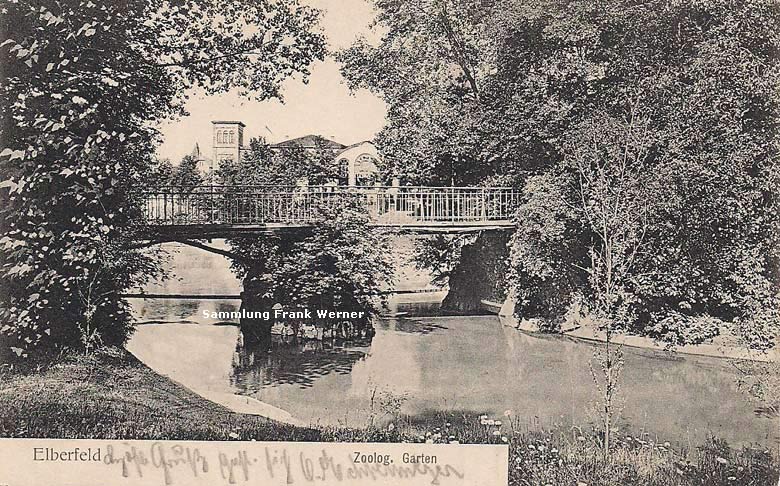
[126,242,778,449]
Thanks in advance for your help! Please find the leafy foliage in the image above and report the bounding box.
[216,141,393,326]
[380,0,780,348]
[508,171,588,322]
[646,313,723,347]
[508,0,779,346]
[215,137,337,186]
[339,0,507,185]
[150,155,203,189]
[412,234,476,288]
[234,199,393,323]
[0,0,325,357]
[345,0,780,348]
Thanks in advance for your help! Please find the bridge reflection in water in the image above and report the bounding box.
[141,185,520,236]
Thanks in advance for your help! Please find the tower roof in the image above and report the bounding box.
[211,120,246,127]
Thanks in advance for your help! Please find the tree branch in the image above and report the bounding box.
[435,0,480,103]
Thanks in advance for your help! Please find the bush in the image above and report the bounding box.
[230,196,394,328]
[679,437,779,486]
[735,309,780,352]
[646,312,722,347]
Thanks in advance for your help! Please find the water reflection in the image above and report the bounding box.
[382,318,449,335]
[320,319,767,444]
[126,242,778,448]
[127,298,778,446]
[129,297,240,325]
[132,298,191,323]
[231,335,373,390]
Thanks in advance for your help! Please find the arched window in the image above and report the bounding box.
[217,130,223,144]
[354,154,379,186]
[229,131,234,144]
[356,153,377,166]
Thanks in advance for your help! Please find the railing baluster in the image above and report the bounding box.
[140,185,519,229]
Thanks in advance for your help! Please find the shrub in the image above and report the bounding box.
[646,313,722,347]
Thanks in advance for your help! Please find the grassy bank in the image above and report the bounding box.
[0,348,777,485]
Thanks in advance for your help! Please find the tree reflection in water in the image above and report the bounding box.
[230,332,375,390]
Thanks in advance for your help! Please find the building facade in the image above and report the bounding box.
[212,120,246,166]
[194,120,382,186]
[335,141,381,186]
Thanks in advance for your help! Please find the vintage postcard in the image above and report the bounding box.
[0,0,778,485]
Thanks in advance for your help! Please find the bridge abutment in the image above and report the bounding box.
[440,231,511,314]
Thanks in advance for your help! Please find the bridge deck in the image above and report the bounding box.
[141,185,518,236]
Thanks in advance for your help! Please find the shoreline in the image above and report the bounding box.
[1,347,776,485]
[503,320,779,363]
[490,299,778,363]
[560,325,779,363]
[192,389,304,426]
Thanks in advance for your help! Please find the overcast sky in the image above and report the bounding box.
[155,0,387,162]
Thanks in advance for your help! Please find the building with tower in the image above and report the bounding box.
[190,120,382,185]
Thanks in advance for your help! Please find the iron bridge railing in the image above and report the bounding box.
[141,185,520,227]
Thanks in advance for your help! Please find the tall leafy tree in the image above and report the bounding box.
[338,0,498,185]
[347,0,780,346]
[217,141,393,333]
[339,0,608,185]
[505,0,780,344]
[150,155,202,188]
[234,199,393,325]
[171,155,203,188]
[0,0,326,357]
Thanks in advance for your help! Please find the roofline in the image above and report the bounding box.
[211,121,246,127]
[335,140,378,155]
[268,145,345,150]
[269,134,346,149]
[338,140,376,150]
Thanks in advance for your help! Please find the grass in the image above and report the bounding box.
[0,347,777,485]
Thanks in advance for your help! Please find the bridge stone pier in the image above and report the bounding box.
[441,231,512,314]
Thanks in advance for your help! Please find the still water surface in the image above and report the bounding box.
[126,243,777,448]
